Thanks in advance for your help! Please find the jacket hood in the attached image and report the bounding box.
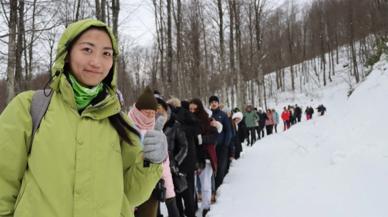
[50,18,119,91]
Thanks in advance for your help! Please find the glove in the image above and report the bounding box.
[143,130,168,164]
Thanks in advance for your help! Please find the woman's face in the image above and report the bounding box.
[156,105,167,116]
[189,103,198,113]
[140,109,156,119]
[69,29,113,87]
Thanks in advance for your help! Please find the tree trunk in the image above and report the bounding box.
[166,0,173,88]
[101,0,106,22]
[201,5,210,98]
[153,0,165,92]
[254,0,265,106]
[112,0,120,39]
[174,0,182,98]
[6,0,18,103]
[234,1,244,108]
[228,0,235,107]
[27,0,37,80]
[75,0,82,20]
[95,0,101,20]
[217,0,225,73]
[15,0,25,93]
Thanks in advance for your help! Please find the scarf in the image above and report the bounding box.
[68,74,103,110]
[128,105,155,135]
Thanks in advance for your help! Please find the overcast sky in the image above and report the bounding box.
[119,0,156,46]
[118,0,312,47]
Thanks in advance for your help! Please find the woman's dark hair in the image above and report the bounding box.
[109,113,140,145]
[189,98,213,133]
[64,26,140,145]
[90,90,140,145]
[189,99,208,121]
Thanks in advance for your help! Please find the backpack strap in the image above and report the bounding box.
[29,89,53,154]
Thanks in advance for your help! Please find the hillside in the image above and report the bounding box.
[206,54,388,217]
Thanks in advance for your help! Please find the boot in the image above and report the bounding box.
[211,193,216,204]
[202,208,210,217]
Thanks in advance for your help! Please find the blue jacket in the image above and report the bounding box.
[211,108,232,147]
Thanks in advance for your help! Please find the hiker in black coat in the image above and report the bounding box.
[294,105,302,122]
[317,104,327,116]
[257,109,267,139]
[167,100,198,217]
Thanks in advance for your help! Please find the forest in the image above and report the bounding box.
[1,0,387,111]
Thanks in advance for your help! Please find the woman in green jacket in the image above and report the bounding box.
[0,19,166,217]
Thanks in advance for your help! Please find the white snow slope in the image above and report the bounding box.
[208,54,388,217]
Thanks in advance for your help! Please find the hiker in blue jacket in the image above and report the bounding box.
[208,95,232,191]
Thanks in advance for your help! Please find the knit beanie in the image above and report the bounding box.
[135,86,158,110]
[208,95,219,104]
[156,97,169,112]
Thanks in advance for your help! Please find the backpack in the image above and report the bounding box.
[29,90,53,153]
[28,88,125,153]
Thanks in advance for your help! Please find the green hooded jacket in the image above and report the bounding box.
[244,111,259,128]
[0,19,162,217]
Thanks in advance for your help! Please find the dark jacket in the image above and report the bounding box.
[164,120,188,168]
[174,107,199,173]
[294,106,302,118]
[258,112,267,127]
[237,118,248,144]
[196,118,218,171]
[211,108,232,147]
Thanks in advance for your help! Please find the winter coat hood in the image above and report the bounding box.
[50,18,119,91]
[48,19,121,118]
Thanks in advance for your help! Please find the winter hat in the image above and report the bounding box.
[232,107,240,113]
[135,86,158,110]
[181,100,189,110]
[232,112,243,120]
[155,96,169,112]
[209,95,219,104]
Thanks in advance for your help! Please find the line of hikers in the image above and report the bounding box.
[127,90,243,217]
[126,87,328,217]
[241,104,327,146]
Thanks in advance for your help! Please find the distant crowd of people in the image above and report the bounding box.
[241,104,327,146]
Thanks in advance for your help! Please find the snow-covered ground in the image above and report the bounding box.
[206,54,388,217]
[160,52,388,216]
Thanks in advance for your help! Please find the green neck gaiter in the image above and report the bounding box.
[68,74,104,110]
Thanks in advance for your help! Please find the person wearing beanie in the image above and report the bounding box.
[208,95,232,193]
[128,86,158,135]
[135,86,158,111]
[129,87,169,217]
[208,95,219,104]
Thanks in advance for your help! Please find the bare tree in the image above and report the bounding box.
[5,0,17,102]
[112,0,120,38]
[15,0,25,93]
[166,0,173,88]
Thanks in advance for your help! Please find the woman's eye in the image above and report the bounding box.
[104,51,113,57]
[82,47,92,53]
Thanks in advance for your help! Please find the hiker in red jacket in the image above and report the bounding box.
[281,107,291,131]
